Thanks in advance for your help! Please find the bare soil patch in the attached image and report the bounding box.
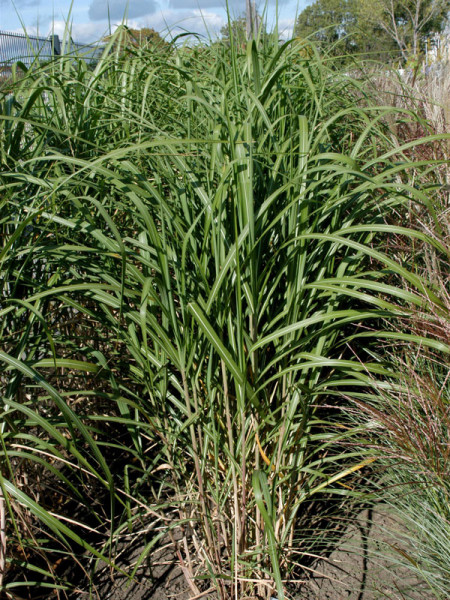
[296,507,431,600]
[74,507,431,600]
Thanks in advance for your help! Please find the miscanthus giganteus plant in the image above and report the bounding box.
[0,22,448,599]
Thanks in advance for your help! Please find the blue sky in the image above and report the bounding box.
[0,0,308,43]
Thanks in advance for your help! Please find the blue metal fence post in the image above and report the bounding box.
[50,35,61,56]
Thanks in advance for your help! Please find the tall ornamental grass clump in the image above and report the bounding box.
[1,26,448,598]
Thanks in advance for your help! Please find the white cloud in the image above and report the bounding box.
[89,0,159,22]
[0,0,302,44]
[168,0,283,8]
[162,9,225,38]
[168,0,239,10]
[51,19,110,43]
[51,7,287,43]
[113,8,226,39]
[15,7,227,43]
[278,17,295,40]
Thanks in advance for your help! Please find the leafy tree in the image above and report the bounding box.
[126,27,168,49]
[294,0,356,49]
[294,0,448,63]
[294,0,398,61]
[221,15,247,46]
[357,0,449,61]
[220,12,268,46]
[104,26,169,53]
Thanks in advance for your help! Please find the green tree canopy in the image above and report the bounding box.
[220,15,247,46]
[220,12,269,46]
[127,27,168,47]
[294,0,448,62]
[104,26,169,53]
[294,0,357,49]
[358,0,449,61]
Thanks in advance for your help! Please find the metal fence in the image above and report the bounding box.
[0,30,103,69]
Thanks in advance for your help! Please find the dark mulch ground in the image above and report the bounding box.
[73,507,431,600]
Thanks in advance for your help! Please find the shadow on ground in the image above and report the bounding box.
[74,507,432,600]
[295,507,432,600]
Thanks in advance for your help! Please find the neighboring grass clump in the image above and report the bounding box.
[351,66,449,597]
[0,23,449,600]
[354,181,449,599]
